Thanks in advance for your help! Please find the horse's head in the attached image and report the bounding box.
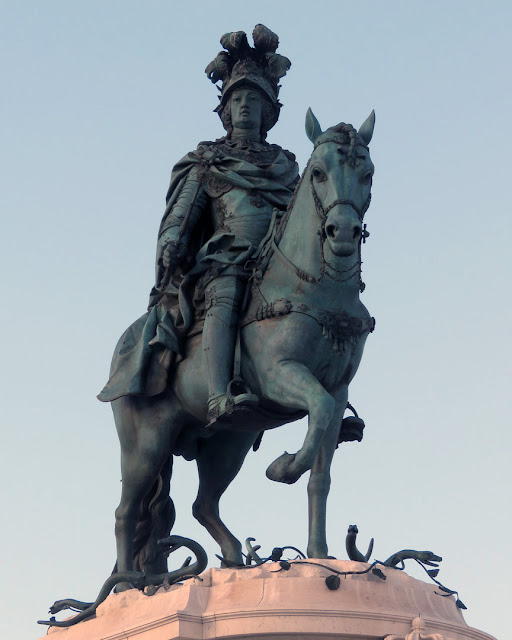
[305,109,375,258]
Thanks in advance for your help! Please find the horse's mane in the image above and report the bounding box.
[328,123,358,162]
[316,123,366,169]
[275,157,311,243]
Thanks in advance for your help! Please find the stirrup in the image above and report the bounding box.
[207,380,258,429]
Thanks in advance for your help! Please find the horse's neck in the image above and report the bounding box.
[278,174,322,277]
[277,174,361,300]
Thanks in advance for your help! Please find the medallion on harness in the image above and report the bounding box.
[317,310,374,353]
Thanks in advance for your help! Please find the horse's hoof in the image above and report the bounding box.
[114,582,136,593]
[266,452,300,484]
[307,549,331,559]
[216,553,244,568]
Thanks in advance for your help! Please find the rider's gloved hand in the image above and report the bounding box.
[157,230,192,291]
[159,225,189,269]
[161,239,181,270]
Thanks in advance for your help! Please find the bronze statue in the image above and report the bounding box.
[98,25,375,589]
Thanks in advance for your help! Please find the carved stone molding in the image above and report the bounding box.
[41,560,496,640]
[385,615,455,640]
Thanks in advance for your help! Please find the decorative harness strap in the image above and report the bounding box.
[270,230,361,285]
[242,291,375,353]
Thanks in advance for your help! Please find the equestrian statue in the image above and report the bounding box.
[98,24,376,590]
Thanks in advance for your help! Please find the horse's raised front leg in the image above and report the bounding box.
[263,361,335,485]
[306,387,348,558]
[193,430,258,566]
[112,394,174,587]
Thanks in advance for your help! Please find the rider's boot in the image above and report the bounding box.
[202,275,258,428]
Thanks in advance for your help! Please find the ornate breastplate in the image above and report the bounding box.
[210,188,276,245]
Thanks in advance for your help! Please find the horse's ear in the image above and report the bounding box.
[358,110,375,145]
[305,108,322,144]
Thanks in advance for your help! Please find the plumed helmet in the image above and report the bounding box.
[205,24,291,131]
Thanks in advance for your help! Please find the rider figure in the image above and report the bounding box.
[99,26,299,426]
[152,26,299,426]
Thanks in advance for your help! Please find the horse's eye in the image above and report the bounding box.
[312,168,326,182]
[360,170,373,185]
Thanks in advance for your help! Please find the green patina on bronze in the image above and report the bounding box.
[98,25,376,589]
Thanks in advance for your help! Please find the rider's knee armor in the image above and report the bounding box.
[204,275,245,327]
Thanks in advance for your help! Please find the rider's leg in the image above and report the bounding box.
[203,274,242,400]
[202,274,257,423]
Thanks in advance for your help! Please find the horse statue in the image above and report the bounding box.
[110,108,375,586]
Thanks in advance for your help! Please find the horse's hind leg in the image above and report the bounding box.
[263,362,336,485]
[193,430,258,566]
[112,394,174,584]
[306,388,348,558]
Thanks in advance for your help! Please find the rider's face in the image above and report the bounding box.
[230,89,263,131]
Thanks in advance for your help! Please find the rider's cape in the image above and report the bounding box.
[98,139,299,402]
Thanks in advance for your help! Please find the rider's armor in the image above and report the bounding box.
[211,183,276,245]
[155,138,298,425]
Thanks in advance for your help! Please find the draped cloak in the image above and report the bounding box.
[98,139,299,402]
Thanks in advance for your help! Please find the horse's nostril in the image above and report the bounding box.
[353,226,361,239]
[326,224,336,239]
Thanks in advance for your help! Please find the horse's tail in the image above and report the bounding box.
[132,454,175,574]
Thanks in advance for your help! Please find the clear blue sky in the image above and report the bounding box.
[1,2,510,638]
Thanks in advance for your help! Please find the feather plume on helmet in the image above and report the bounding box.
[205,24,291,133]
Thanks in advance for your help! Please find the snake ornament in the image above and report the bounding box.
[38,535,207,628]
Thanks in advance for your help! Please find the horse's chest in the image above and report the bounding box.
[248,312,370,392]
[309,329,362,389]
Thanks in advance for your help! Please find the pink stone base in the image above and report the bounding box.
[39,560,496,640]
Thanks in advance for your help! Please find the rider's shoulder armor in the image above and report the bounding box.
[269,144,296,163]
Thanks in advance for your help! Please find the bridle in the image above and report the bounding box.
[324,197,369,219]
[308,141,372,290]
[270,165,369,290]
[309,145,372,224]
[270,135,372,290]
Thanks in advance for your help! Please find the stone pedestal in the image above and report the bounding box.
[40,560,496,640]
